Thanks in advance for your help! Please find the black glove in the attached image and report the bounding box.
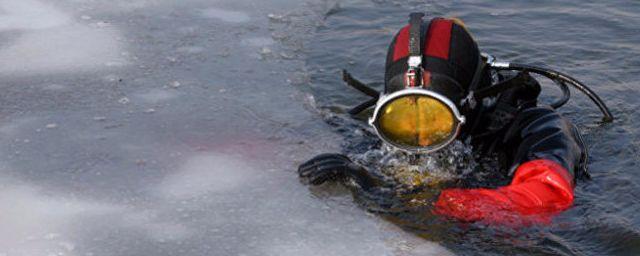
[298,153,379,189]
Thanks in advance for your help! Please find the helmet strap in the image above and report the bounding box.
[405,13,425,88]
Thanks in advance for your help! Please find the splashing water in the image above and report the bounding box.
[350,140,477,189]
[339,140,480,228]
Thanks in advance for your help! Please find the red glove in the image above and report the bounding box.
[434,159,574,225]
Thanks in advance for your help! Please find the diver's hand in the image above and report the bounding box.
[298,153,378,188]
[298,153,358,185]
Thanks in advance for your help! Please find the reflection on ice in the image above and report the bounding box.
[0,178,118,256]
[134,88,178,103]
[0,0,68,30]
[0,175,194,255]
[157,153,260,200]
[0,129,454,255]
[0,25,126,75]
[120,210,191,242]
[201,8,251,23]
[0,0,126,75]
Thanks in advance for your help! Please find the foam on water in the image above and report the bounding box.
[350,140,477,188]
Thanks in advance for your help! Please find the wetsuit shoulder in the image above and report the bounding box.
[501,106,588,179]
[469,71,587,179]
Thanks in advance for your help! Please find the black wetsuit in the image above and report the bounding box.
[299,17,587,223]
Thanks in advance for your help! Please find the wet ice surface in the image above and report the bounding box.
[0,0,453,255]
[3,0,639,255]
[0,0,126,75]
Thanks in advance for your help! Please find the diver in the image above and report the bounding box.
[298,13,614,225]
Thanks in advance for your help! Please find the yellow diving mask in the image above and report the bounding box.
[369,86,465,153]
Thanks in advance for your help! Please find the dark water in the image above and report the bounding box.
[294,0,640,255]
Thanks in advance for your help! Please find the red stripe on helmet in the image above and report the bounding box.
[424,19,453,60]
[392,25,410,62]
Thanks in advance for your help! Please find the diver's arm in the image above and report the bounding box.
[298,153,383,189]
[434,107,585,224]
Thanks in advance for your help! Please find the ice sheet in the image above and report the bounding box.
[0,0,454,255]
[0,0,126,76]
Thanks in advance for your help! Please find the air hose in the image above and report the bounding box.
[490,62,614,122]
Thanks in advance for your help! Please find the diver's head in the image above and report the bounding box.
[371,14,488,153]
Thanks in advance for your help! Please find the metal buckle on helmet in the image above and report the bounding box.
[405,56,424,88]
[405,68,420,87]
